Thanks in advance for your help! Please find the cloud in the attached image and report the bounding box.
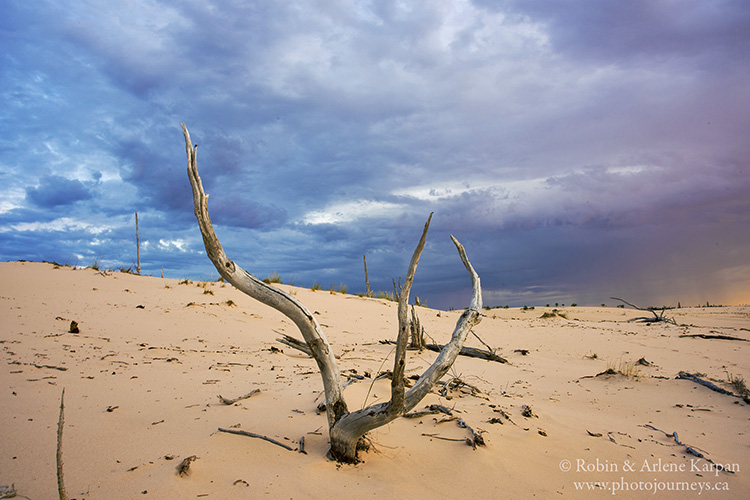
[26,175,94,208]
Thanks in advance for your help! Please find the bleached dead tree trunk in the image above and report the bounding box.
[182,123,482,462]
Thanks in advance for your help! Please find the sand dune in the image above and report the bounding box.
[1,261,748,498]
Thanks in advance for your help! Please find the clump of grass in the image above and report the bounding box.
[88,257,102,271]
[375,291,395,301]
[178,279,192,285]
[310,282,322,291]
[263,272,282,284]
[727,373,749,397]
[540,309,567,319]
[328,283,347,294]
[605,359,642,378]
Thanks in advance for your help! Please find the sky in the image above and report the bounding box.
[1,0,749,310]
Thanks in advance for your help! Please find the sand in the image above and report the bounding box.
[1,260,748,499]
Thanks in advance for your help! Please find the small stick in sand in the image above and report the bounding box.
[57,389,67,500]
[217,428,294,451]
[218,388,261,405]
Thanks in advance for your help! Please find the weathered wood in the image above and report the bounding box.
[276,334,312,356]
[135,212,141,275]
[676,371,734,395]
[644,424,735,474]
[363,255,372,298]
[382,340,508,363]
[610,297,676,324]
[218,388,260,405]
[679,334,748,342]
[183,123,348,432]
[57,389,67,500]
[182,123,483,463]
[218,427,294,451]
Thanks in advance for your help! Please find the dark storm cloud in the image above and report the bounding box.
[26,175,94,207]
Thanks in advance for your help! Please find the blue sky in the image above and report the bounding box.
[1,0,749,309]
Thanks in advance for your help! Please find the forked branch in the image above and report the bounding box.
[182,123,483,463]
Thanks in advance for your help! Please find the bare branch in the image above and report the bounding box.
[391,213,432,415]
[182,123,348,428]
[57,389,67,500]
[218,428,294,451]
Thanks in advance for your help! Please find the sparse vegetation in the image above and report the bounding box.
[375,290,395,301]
[310,281,322,291]
[540,309,567,319]
[605,358,642,378]
[263,272,283,284]
[727,372,749,397]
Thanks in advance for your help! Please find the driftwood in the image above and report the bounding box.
[381,340,507,364]
[218,388,261,405]
[643,424,735,474]
[218,428,294,451]
[183,122,482,464]
[57,389,67,500]
[458,418,485,448]
[679,334,748,342]
[676,371,740,398]
[0,485,19,499]
[610,297,676,324]
[404,404,454,419]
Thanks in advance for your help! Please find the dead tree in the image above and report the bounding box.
[410,304,425,349]
[363,255,372,298]
[182,123,482,463]
[610,297,677,325]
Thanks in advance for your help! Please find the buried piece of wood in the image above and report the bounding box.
[217,428,294,451]
[218,388,261,405]
[0,485,19,499]
[643,424,735,474]
[676,371,734,396]
[458,418,485,448]
[679,333,748,342]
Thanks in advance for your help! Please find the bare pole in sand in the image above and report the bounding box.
[363,254,372,298]
[135,212,141,275]
[57,388,68,500]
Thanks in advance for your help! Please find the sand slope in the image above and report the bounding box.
[1,261,748,499]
